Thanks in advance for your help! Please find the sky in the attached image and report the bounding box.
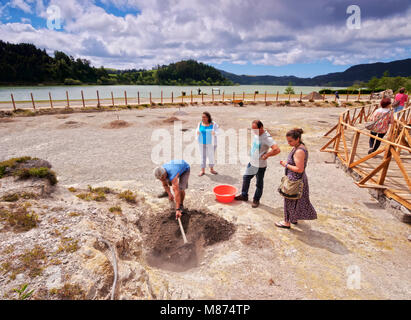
[0,0,410,77]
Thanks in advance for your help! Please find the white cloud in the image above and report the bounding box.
[1,0,410,71]
[9,0,32,13]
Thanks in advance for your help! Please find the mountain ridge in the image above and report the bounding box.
[220,58,411,86]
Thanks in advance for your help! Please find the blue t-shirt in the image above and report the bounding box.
[198,122,214,145]
[162,160,190,181]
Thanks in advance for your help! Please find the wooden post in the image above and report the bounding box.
[171,92,174,104]
[191,90,193,103]
[30,93,36,110]
[323,93,325,101]
[150,92,152,104]
[66,91,69,108]
[81,90,85,108]
[243,92,245,101]
[212,91,214,103]
[288,92,291,101]
[181,92,184,104]
[276,91,279,101]
[161,91,163,104]
[49,92,53,109]
[97,90,100,107]
[254,92,256,102]
[11,94,16,111]
[202,92,204,103]
[264,91,267,103]
[346,93,349,102]
[311,92,314,101]
[358,90,361,101]
[111,92,114,106]
[370,92,373,100]
[348,131,360,165]
[138,91,140,105]
[124,91,128,105]
[222,91,224,102]
[233,92,235,104]
[299,92,302,101]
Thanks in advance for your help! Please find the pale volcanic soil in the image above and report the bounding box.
[0,103,410,300]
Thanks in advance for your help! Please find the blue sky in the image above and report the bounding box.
[0,0,410,77]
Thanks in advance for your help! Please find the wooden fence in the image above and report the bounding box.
[321,105,411,209]
[6,90,381,111]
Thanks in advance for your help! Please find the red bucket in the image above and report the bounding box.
[213,185,237,203]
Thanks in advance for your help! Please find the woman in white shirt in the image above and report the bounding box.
[196,112,219,176]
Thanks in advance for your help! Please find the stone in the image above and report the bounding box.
[45,266,62,290]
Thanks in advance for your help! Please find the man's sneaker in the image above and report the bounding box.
[234,194,248,201]
[157,191,168,198]
[252,200,260,208]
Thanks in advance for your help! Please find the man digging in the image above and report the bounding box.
[154,159,191,219]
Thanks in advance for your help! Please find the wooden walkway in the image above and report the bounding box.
[321,105,411,210]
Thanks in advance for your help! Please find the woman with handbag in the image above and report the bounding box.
[367,98,394,154]
[275,128,317,229]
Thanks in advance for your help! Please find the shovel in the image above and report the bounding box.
[177,217,188,244]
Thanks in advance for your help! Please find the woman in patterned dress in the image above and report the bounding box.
[275,128,317,229]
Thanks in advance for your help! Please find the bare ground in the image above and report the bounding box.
[0,103,410,300]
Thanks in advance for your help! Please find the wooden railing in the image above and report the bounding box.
[321,105,411,208]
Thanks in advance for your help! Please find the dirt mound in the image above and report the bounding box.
[163,116,180,123]
[138,209,235,272]
[0,118,15,123]
[303,92,323,100]
[102,120,131,129]
[149,116,186,127]
[57,121,84,129]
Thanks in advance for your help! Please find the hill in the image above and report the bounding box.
[221,58,411,86]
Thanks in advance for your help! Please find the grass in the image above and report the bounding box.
[0,156,35,178]
[19,245,47,278]
[14,167,58,185]
[118,190,137,204]
[75,186,111,202]
[57,237,79,253]
[109,206,122,214]
[13,283,34,300]
[1,192,38,202]
[68,212,81,217]
[49,283,85,300]
[2,193,20,202]
[0,205,39,232]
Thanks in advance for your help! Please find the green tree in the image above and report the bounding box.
[284,82,295,94]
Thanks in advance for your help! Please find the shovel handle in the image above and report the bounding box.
[178,218,188,244]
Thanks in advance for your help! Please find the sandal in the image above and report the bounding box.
[210,169,218,175]
[198,172,205,177]
[275,221,291,229]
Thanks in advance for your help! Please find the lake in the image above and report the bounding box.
[0,85,345,102]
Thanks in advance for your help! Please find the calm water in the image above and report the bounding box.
[0,85,345,102]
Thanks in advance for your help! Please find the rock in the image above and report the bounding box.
[400,206,411,215]
[247,226,252,231]
[45,266,62,290]
[408,235,411,242]
[389,200,401,210]
[15,273,25,282]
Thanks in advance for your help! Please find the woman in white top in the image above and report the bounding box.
[196,112,219,176]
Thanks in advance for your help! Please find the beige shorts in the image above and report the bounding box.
[179,168,190,190]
